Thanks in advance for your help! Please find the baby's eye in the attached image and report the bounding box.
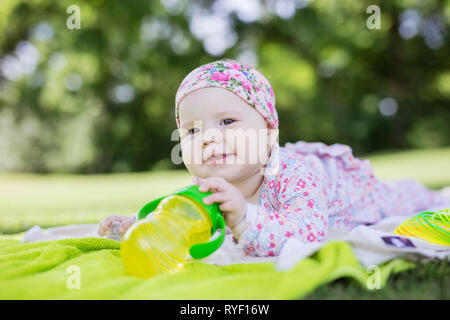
[220,119,235,126]
[188,128,200,135]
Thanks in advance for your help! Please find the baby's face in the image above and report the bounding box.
[178,87,274,183]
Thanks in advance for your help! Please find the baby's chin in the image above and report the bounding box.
[188,162,264,183]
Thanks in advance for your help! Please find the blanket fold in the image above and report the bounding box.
[0,237,414,299]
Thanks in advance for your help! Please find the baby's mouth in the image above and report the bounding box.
[205,153,236,165]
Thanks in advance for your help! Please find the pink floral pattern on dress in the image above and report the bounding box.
[237,140,444,257]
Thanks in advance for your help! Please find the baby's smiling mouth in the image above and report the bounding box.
[205,153,236,165]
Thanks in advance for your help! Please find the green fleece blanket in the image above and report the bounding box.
[0,238,414,299]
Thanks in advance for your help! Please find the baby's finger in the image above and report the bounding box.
[203,192,230,205]
[199,177,228,193]
[102,216,117,229]
[219,201,236,212]
[99,216,122,234]
[119,220,134,233]
[98,222,111,236]
[98,220,109,234]
[97,226,106,236]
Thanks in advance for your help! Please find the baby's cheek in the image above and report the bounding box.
[181,139,203,166]
[229,133,270,166]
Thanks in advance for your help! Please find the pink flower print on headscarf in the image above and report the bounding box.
[201,64,213,71]
[267,101,274,114]
[269,86,274,98]
[224,61,242,71]
[211,71,231,83]
[241,79,252,92]
[175,59,278,129]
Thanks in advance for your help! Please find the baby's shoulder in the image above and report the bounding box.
[266,146,327,188]
[280,144,324,166]
[263,142,328,185]
[275,146,318,177]
[262,146,326,203]
[279,146,303,164]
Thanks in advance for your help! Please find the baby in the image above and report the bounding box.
[98,59,446,257]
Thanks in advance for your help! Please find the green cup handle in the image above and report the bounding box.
[189,214,226,259]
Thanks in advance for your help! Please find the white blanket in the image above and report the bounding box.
[277,203,450,271]
[21,198,450,270]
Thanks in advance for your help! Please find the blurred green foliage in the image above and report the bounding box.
[0,0,448,173]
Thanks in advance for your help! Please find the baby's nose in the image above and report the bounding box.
[203,138,219,147]
[202,128,223,145]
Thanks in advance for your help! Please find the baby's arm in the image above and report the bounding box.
[237,160,329,257]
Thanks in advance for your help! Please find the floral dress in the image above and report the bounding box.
[237,141,445,257]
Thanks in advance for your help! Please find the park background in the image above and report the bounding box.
[0,0,449,298]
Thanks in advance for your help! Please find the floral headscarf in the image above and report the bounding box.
[175,59,278,129]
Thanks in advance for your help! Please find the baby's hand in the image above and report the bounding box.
[97,215,136,237]
[193,177,246,230]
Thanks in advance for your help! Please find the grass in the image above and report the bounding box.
[305,259,450,299]
[363,147,450,190]
[0,147,449,299]
[0,170,192,234]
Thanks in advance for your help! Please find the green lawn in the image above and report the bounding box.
[0,170,193,234]
[364,147,450,190]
